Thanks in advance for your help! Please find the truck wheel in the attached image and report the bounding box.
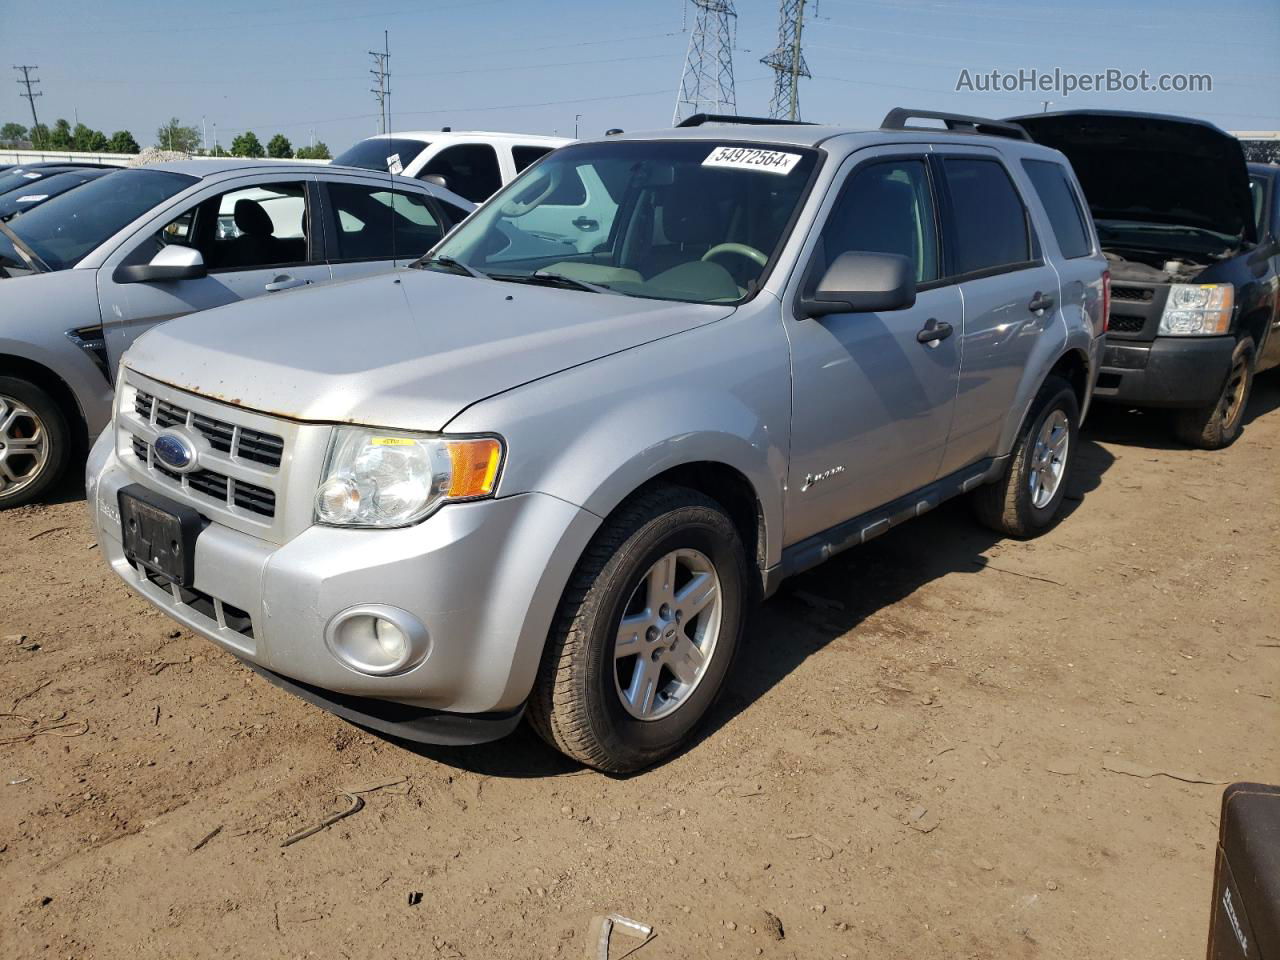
[972,374,1079,539]
[0,376,70,510]
[528,485,750,773]
[1173,338,1254,450]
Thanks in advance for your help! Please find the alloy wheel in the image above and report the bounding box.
[0,394,49,497]
[1028,409,1069,510]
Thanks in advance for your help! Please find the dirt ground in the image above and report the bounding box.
[2,377,1278,960]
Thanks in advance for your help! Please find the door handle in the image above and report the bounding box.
[1028,291,1055,313]
[265,274,311,292]
[572,216,598,231]
[916,318,953,345]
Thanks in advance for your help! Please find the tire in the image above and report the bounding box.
[1173,338,1254,450]
[972,374,1080,539]
[0,376,71,510]
[528,485,750,773]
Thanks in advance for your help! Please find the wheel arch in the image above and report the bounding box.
[0,352,89,454]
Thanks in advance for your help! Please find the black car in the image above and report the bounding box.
[1013,111,1280,448]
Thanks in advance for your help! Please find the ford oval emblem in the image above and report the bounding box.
[153,432,197,472]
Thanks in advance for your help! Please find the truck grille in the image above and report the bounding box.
[134,390,284,468]
[130,436,277,518]
[1111,286,1155,303]
[1109,314,1146,333]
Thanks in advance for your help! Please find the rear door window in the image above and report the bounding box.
[1021,159,1092,259]
[419,144,503,202]
[940,157,1034,276]
[324,182,444,261]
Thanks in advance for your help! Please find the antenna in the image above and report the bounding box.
[762,0,810,122]
[13,66,43,145]
[673,1,738,126]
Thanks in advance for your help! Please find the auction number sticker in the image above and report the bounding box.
[702,146,801,175]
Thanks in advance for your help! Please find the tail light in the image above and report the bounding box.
[1101,270,1111,333]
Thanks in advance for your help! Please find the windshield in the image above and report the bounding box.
[0,168,52,196]
[429,140,819,304]
[0,169,109,221]
[6,168,196,271]
[333,137,429,173]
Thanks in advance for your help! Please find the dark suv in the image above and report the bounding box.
[1013,111,1280,448]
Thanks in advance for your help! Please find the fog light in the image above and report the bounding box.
[324,605,429,676]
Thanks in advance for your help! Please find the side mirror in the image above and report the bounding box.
[115,245,207,284]
[800,251,916,317]
[420,173,448,189]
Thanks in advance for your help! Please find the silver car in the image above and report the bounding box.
[87,110,1108,772]
[0,159,472,507]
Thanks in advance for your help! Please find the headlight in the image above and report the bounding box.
[314,427,503,528]
[1158,283,1233,336]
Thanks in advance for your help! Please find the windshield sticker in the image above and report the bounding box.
[15,194,48,202]
[22,171,42,179]
[386,153,403,175]
[702,146,802,175]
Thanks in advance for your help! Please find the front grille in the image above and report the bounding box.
[134,390,284,469]
[129,434,277,518]
[138,566,255,639]
[1109,315,1146,333]
[1112,286,1155,303]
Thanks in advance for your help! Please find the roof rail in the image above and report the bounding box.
[676,113,816,128]
[881,108,1031,142]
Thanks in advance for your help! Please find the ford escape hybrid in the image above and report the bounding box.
[88,110,1107,772]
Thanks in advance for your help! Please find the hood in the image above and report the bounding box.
[1010,110,1256,243]
[124,269,734,431]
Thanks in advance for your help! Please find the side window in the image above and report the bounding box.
[325,182,444,261]
[512,145,553,173]
[940,158,1033,275]
[438,200,471,226]
[1021,159,1092,259]
[817,158,939,284]
[144,181,309,271]
[419,144,502,202]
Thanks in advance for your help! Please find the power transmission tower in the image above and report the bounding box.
[673,0,737,125]
[13,65,43,143]
[761,0,811,121]
[369,32,391,135]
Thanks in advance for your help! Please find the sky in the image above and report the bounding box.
[2,0,1278,154]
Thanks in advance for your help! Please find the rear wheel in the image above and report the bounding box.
[0,376,70,510]
[972,375,1079,539]
[1173,338,1254,450]
[528,485,750,773]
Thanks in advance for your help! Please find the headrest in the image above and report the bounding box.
[234,198,274,237]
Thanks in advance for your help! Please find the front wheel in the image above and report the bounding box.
[0,376,71,510]
[1173,338,1254,450]
[528,485,750,773]
[972,374,1080,539]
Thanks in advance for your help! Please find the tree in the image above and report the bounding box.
[107,130,140,154]
[0,122,27,143]
[156,117,200,154]
[48,118,73,150]
[29,123,49,148]
[72,123,109,152]
[266,133,293,159]
[230,131,264,158]
[294,141,331,160]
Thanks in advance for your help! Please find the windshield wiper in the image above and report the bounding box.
[523,271,620,295]
[414,255,489,280]
[0,219,49,273]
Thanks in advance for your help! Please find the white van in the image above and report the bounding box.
[332,130,571,203]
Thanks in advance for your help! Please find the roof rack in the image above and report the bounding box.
[676,113,816,128]
[881,108,1031,142]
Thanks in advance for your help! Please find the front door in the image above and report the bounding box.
[100,177,331,365]
[784,151,962,545]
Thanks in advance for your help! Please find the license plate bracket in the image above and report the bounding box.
[118,483,204,588]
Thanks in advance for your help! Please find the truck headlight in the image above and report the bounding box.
[314,427,503,528]
[1158,283,1233,336]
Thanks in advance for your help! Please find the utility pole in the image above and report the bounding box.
[1040,100,1054,113]
[762,0,810,122]
[369,31,391,136]
[14,65,43,145]
[673,0,738,125]
[574,114,581,138]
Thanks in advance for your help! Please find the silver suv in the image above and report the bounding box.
[87,110,1108,772]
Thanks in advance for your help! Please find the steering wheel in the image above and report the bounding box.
[498,165,564,219]
[701,242,767,268]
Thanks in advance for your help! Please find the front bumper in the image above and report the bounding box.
[87,431,600,733]
[1092,334,1235,409]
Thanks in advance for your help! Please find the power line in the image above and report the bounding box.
[13,65,43,144]
[762,0,810,121]
[369,31,390,135]
[673,0,738,125]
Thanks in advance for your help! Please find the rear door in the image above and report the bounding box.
[932,150,1063,476]
[100,175,331,365]
[317,176,449,281]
